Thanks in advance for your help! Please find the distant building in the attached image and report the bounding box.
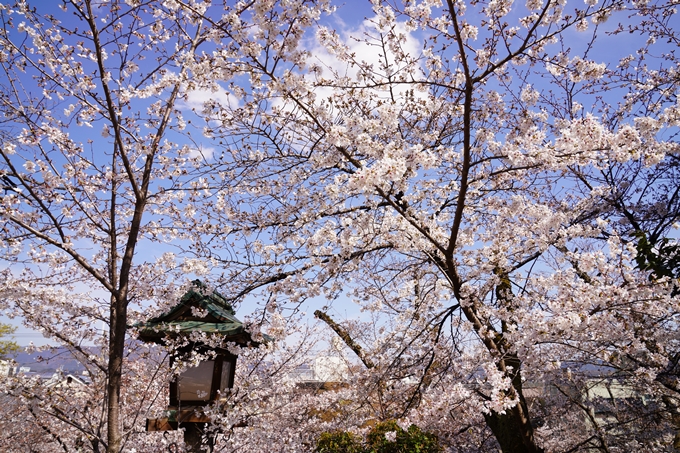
[45,373,89,389]
[313,357,349,382]
[289,356,350,387]
[0,359,12,377]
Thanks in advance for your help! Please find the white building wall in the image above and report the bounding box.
[313,357,349,382]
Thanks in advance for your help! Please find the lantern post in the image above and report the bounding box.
[136,281,259,452]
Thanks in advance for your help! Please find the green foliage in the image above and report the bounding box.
[0,323,20,359]
[316,431,365,453]
[635,232,680,296]
[315,421,442,453]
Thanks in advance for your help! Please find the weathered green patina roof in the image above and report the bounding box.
[136,280,253,344]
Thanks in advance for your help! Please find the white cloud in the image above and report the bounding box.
[306,16,425,103]
[180,86,240,112]
[188,145,215,161]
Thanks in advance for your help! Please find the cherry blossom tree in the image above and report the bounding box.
[0,0,331,451]
[1,0,680,452]
[174,0,680,452]
[0,0,201,445]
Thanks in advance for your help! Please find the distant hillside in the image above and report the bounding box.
[10,347,99,374]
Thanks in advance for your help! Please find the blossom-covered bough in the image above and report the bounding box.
[0,0,679,452]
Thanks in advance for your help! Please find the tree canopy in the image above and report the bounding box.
[0,322,19,359]
[0,0,679,452]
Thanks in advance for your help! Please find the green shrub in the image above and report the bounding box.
[315,420,442,453]
[315,431,364,453]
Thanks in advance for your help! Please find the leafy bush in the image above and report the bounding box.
[315,420,442,453]
[316,431,365,453]
[0,323,19,359]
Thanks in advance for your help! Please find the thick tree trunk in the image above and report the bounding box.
[484,399,543,453]
[480,354,543,453]
[106,296,128,453]
[453,278,543,452]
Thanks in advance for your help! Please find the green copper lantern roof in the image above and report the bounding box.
[136,280,254,344]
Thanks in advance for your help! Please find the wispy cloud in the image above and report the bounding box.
[188,145,215,161]
[306,15,425,102]
[180,86,240,112]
